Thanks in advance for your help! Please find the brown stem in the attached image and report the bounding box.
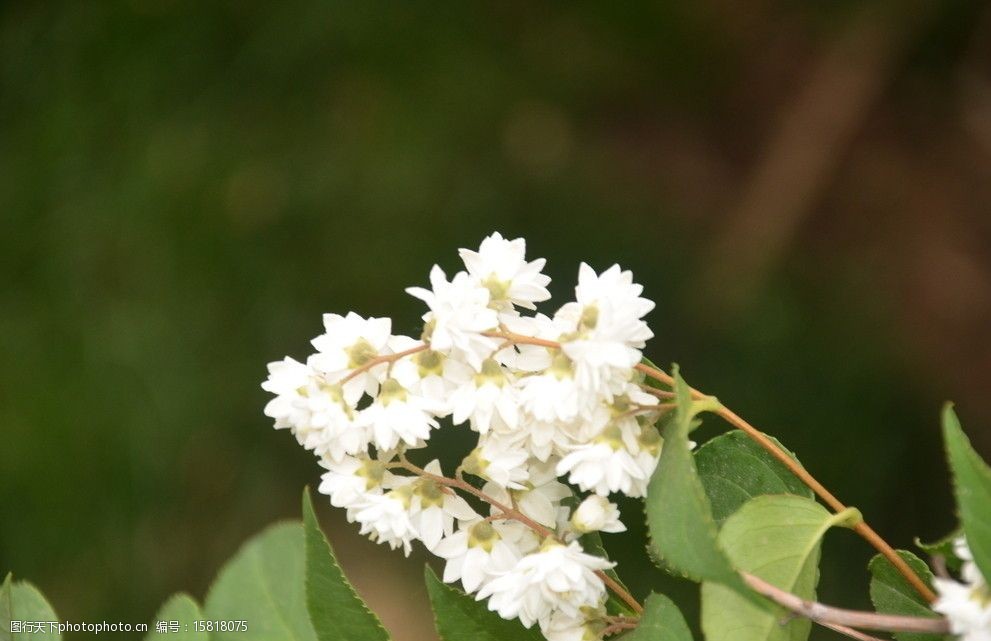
[340,344,429,384]
[601,621,638,637]
[396,460,644,615]
[742,573,949,634]
[638,385,676,399]
[603,615,639,624]
[821,622,889,641]
[485,330,936,603]
[633,361,937,604]
[616,403,675,421]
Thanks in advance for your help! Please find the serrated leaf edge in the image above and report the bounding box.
[301,489,390,639]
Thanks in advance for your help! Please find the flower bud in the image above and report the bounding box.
[571,495,626,534]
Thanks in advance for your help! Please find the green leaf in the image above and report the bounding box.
[868,551,948,641]
[423,566,542,641]
[943,403,991,580]
[701,494,853,641]
[622,593,694,641]
[146,594,209,641]
[204,521,317,641]
[915,530,964,573]
[645,366,744,592]
[0,575,61,639]
[302,489,390,641]
[695,431,813,527]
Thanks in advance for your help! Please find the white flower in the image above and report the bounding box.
[309,312,392,405]
[477,540,613,628]
[557,263,654,394]
[496,313,559,372]
[351,491,419,556]
[303,402,370,463]
[463,435,530,489]
[556,419,661,497]
[458,232,551,310]
[262,358,368,462]
[262,357,313,429]
[318,456,386,509]
[519,420,574,463]
[571,495,626,534]
[359,378,441,451]
[505,414,583,463]
[483,461,571,528]
[449,358,519,434]
[933,537,991,641]
[540,611,603,641]
[434,520,526,594]
[956,537,987,587]
[407,461,480,550]
[390,337,472,408]
[406,266,501,370]
[518,353,585,425]
[573,263,654,333]
[933,579,991,640]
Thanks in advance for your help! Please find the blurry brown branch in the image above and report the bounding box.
[702,7,928,309]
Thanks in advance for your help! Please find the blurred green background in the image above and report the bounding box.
[2,1,990,639]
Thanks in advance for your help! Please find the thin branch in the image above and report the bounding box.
[638,384,676,399]
[717,401,936,602]
[601,621,638,637]
[396,460,645,615]
[633,359,937,604]
[603,616,639,625]
[483,331,559,349]
[340,343,429,384]
[485,329,937,603]
[630,358,935,602]
[742,572,949,634]
[821,622,889,641]
[398,461,548,533]
[616,403,675,421]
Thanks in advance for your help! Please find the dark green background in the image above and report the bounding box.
[3,2,989,639]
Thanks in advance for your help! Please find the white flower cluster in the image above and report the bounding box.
[933,537,991,641]
[262,233,662,640]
